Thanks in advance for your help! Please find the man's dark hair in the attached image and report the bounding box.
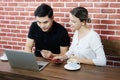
[34,3,53,18]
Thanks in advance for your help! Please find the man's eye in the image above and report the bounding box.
[44,21,48,24]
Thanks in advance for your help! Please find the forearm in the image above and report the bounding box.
[79,58,94,65]
[24,45,33,53]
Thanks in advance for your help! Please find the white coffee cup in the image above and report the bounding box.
[66,59,80,67]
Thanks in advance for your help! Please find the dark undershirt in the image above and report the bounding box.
[28,21,70,57]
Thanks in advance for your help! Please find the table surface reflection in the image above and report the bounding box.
[0,55,120,80]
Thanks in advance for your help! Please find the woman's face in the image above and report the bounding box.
[69,13,83,31]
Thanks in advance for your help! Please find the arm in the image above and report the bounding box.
[55,46,69,56]
[24,38,34,53]
[41,46,69,59]
[65,31,106,66]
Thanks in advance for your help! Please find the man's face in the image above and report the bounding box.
[36,15,53,32]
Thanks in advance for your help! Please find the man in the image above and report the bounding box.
[25,3,70,59]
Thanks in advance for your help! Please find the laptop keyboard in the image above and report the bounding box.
[38,65,43,69]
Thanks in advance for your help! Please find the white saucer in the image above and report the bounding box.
[64,64,80,70]
[0,53,8,61]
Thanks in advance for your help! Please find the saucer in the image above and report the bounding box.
[64,63,80,70]
[0,54,8,61]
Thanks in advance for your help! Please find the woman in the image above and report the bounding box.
[53,7,106,66]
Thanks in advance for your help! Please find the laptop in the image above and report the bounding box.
[5,49,49,71]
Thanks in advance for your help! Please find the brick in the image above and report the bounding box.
[8,42,17,45]
[14,0,24,2]
[108,36,120,40]
[101,20,115,24]
[107,60,113,66]
[8,3,17,6]
[17,26,27,29]
[36,0,46,2]
[108,26,120,30]
[25,0,36,2]
[7,34,17,37]
[17,34,27,38]
[0,16,5,19]
[80,3,93,7]
[66,28,72,32]
[26,17,35,20]
[12,38,21,42]
[16,17,26,20]
[116,20,120,25]
[60,8,71,12]
[11,30,20,33]
[88,9,100,13]
[0,41,7,44]
[21,21,30,25]
[0,33,6,36]
[102,0,116,2]
[0,3,7,6]
[60,0,72,1]
[15,8,24,11]
[73,0,86,2]
[94,30,100,34]
[9,12,19,15]
[110,3,120,8]
[20,12,29,16]
[18,3,28,7]
[100,35,107,40]
[93,25,107,29]
[1,29,10,32]
[0,7,3,10]
[11,21,19,25]
[114,61,120,67]
[109,15,120,19]
[66,3,78,7]
[86,0,100,2]
[117,9,120,13]
[6,16,15,20]
[93,14,107,18]
[48,0,59,2]
[92,19,100,24]
[25,8,35,11]
[3,45,12,49]
[7,25,16,28]
[54,13,64,17]
[116,31,120,35]
[3,0,13,2]
[13,46,22,50]
[101,30,115,35]
[94,3,109,7]
[0,12,8,15]
[53,3,64,7]
[101,9,115,13]
[61,18,69,22]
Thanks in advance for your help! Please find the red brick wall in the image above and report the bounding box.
[0,0,120,66]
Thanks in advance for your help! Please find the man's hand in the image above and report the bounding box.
[41,50,53,59]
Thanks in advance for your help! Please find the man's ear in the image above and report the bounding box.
[82,22,85,26]
[51,16,54,20]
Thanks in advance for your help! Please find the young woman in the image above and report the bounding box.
[53,7,106,66]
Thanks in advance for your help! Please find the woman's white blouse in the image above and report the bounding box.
[66,29,106,66]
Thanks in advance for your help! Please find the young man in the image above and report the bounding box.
[25,4,70,59]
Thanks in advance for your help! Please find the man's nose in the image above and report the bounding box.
[40,23,45,28]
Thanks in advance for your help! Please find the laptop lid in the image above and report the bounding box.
[5,49,49,71]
